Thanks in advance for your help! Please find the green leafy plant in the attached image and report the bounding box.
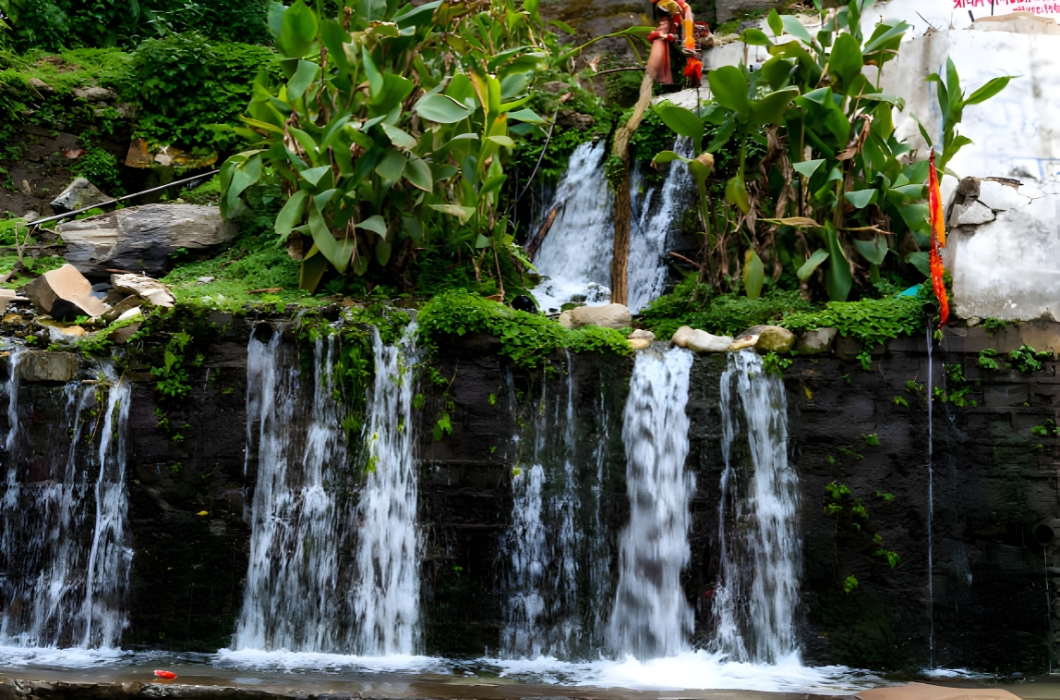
[843,575,859,593]
[782,297,922,348]
[645,0,1010,302]
[893,395,908,407]
[862,433,879,446]
[762,351,792,377]
[978,348,999,370]
[70,146,124,195]
[1009,344,1052,374]
[982,317,1007,335]
[418,290,631,371]
[220,0,563,295]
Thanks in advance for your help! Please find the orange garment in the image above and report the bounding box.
[646,0,696,84]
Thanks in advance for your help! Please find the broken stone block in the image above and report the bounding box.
[43,323,87,344]
[49,177,112,213]
[111,323,141,345]
[116,307,143,322]
[0,289,20,316]
[740,325,796,353]
[16,350,78,382]
[672,326,733,352]
[976,179,1030,211]
[949,200,995,227]
[101,295,141,324]
[568,303,632,330]
[58,204,238,279]
[22,264,108,320]
[72,86,118,102]
[795,327,838,355]
[111,274,175,308]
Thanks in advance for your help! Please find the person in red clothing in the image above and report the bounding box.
[646,0,699,85]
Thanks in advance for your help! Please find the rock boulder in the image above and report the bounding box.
[22,264,108,320]
[741,325,796,353]
[15,350,79,382]
[672,326,733,352]
[795,327,838,355]
[50,177,111,213]
[111,274,175,308]
[58,204,238,280]
[568,304,632,330]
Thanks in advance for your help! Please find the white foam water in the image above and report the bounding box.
[628,138,693,313]
[0,362,132,650]
[349,322,422,656]
[532,141,615,313]
[234,328,347,651]
[236,321,421,655]
[607,345,695,659]
[713,350,800,664]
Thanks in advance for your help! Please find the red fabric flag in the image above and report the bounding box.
[928,150,949,326]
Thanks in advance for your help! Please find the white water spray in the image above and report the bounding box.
[713,351,800,664]
[607,346,694,658]
[349,323,422,656]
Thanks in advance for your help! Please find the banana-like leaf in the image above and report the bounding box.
[725,172,749,214]
[824,224,852,301]
[797,248,829,281]
[415,93,472,123]
[744,249,765,299]
[852,235,889,265]
[280,0,317,57]
[276,190,309,236]
[356,215,389,238]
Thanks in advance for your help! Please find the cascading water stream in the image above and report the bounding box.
[501,352,593,660]
[712,351,800,664]
[349,323,422,656]
[532,139,692,314]
[234,327,346,652]
[628,138,693,313]
[607,345,694,659]
[0,360,132,650]
[926,322,934,668]
[235,320,421,655]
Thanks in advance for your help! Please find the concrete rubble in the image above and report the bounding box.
[22,264,108,320]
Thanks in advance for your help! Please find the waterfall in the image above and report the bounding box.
[349,323,422,656]
[628,138,693,313]
[926,323,935,668]
[234,327,347,651]
[712,351,799,664]
[607,345,694,659]
[533,141,615,313]
[532,139,690,314]
[0,362,132,649]
[501,352,612,660]
[235,320,421,655]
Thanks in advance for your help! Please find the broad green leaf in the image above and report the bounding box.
[797,248,829,281]
[405,155,433,191]
[741,28,771,46]
[487,135,516,148]
[966,76,1013,105]
[863,20,908,54]
[381,123,418,149]
[853,235,889,265]
[654,101,705,148]
[308,203,354,273]
[226,154,261,212]
[287,59,318,101]
[415,93,472,123]
[430,204,475,224]
[507,108,546,124]
[376,149,406,181]
[793,159,824,178]
[767,8,783,36]
[706,120,736,152]
[653,150,693,165]
[781,15,814,44]
[708,66,749,114]
[743,248,765,299]
[844,189,876,208]
[362,46,383,97]
[298,245,330,293]
[375,239,392,266]
[725,172,749,214]
[267,0,285,40]
[356,215,388,238]
[299,165,331,186]
[824,224,852,301]
[828,33,863,88]
[279,0,317,57]
[276,190,309,235]
[905,251,930,276]
[474,234,490,249]
[749,87,799,125]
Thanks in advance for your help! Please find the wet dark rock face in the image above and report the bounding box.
[0,324,1056,671]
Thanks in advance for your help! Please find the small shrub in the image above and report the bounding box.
[70,146,124,196]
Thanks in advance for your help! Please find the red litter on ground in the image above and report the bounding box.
[153,670,177,680]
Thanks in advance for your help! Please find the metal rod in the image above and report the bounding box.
[28,169,220,228]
